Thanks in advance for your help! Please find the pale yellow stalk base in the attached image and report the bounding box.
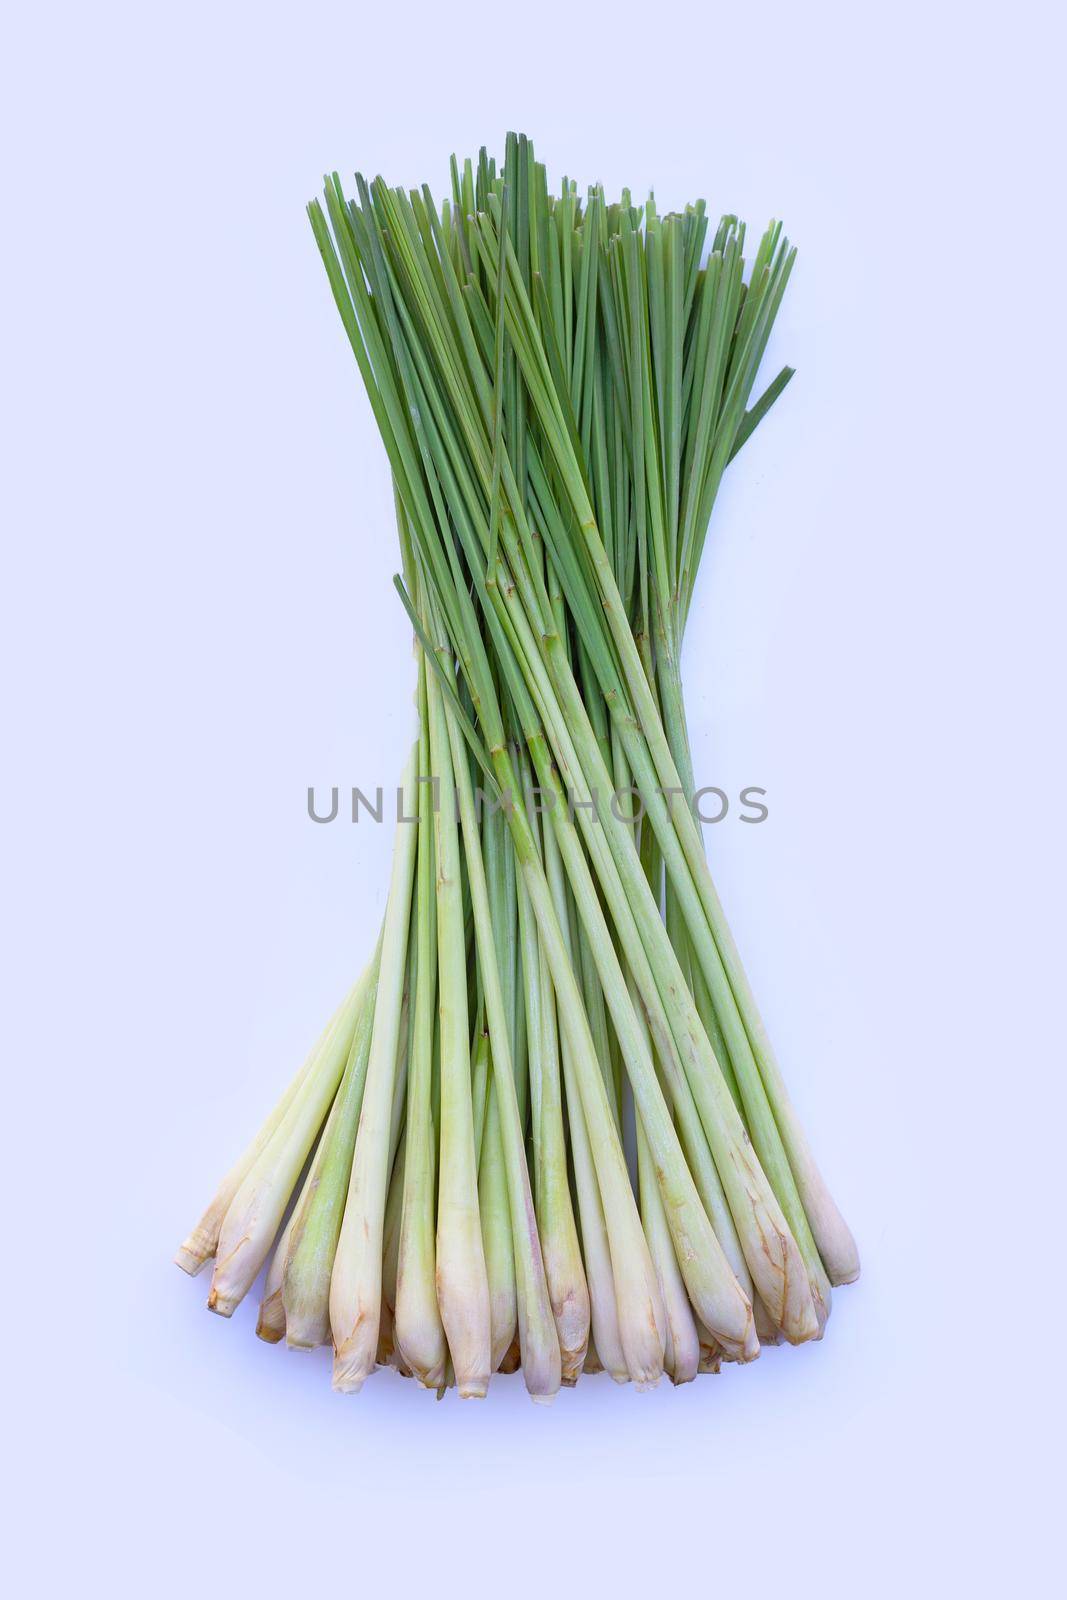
[330,750,419,1392]
[436,1233,492,1399]
[256,1290,286,1343]
[255,1212,297,1342]
[542,1250,589,1385]
[753,1292,785,1347]
[175,989,355,1275]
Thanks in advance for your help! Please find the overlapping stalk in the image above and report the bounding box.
[175,133,858,1400]
[392,661,448,1384]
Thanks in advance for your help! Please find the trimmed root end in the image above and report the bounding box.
[457,1380,489,1400]
[808,1282,831,1340]
[174,1243,210,1277]
[411,1369,447,1391]
[256,1289,286,1344]
[715,1313,760,1365]
[560,1350,588,1386]
[812,1210,861,1288]
[778,1274,821,1345]
[284,1310,328,1351]
[332,1359,369,1395]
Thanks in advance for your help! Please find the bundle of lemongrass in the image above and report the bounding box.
[176,135,858,1399]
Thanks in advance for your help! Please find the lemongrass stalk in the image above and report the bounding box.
[262,1011,391,1350]
[331,746,419,1392]
[376,909,414,1402]
[393,665,449,1387]
[206,972,369,1317]
[517,860,589,1383]
[274,999,403,1356]
[483,801,526,1116]
[388,994,410,1163]
[576,912,619,1125]
[638,1118,699,1386]
[478,1083,517,1372]
[263,1059,366,1347]
[175,986,354,1275]
[470,1019,490,1157]
[282,941,383,1348]
[625,956,699,1385]
[539,805,635,1385]
[443,686,561,1400]
[501,804,529,1123]
[256,1209,297,1344]
[539,868,620,1384]
[425,668,491,1399]
[378,999,412,1365]
[379,1132,406,1368]
[556,996,628,1383]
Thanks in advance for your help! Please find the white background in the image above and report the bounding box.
[3,2,1063,1593]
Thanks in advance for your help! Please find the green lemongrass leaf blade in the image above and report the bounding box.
[728,365,796,462]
